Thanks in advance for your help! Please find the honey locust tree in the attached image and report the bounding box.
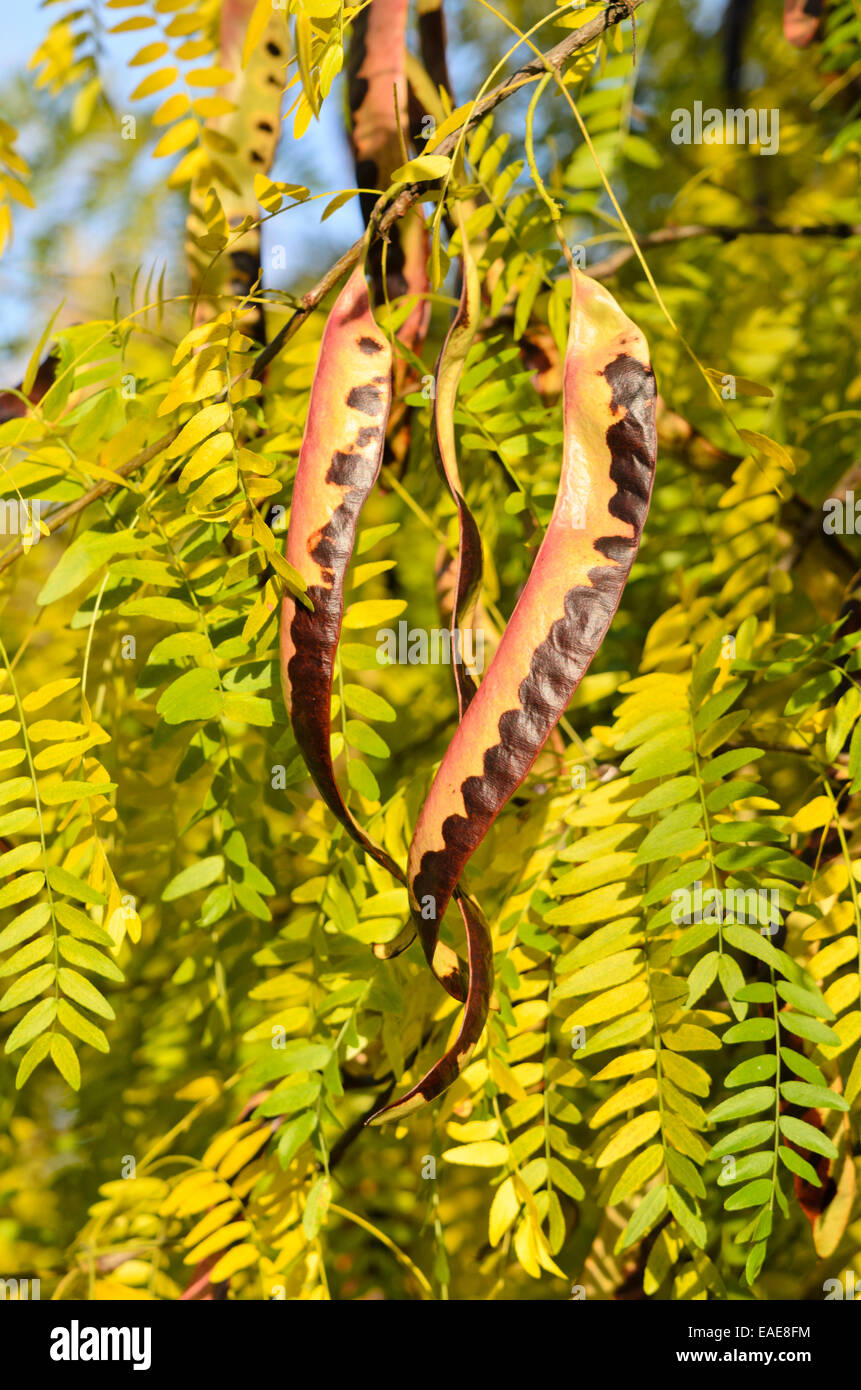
[0,0,861,1301]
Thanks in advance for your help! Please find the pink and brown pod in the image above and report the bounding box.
[369,269,658,1123]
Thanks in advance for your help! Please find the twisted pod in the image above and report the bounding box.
[369,268,657,1123]
[282,261,657,1124]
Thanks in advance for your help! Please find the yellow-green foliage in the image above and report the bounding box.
[0,0,860,1302]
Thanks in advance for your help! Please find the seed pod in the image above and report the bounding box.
[366,891,493,1124]
[371,232,483,992]
[783,0,823,48]
[187,0,288,343]
[280,265,402,880]
[432,229,483,718]
[407,268,657,1014]
[348,0,431,347]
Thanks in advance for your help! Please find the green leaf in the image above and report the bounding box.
[157,669,222,725]
[0,963,55,1011]
[667,1187,707,1247]
[46,866,105,905]
[276,1111,317,1168]
[58,999,109,1052]
[0,934,53,979]
[779,1081,848,1112]
[708,1086,776,1123]
[0,870,44,910]
[700,748,765,783]
[37,529,143,605]
[57,936,123,981]
[776,980,833,1020]
[630,777,698,816]
[55,901,113,947]
[390,154,452,183]
[709,1122,775,1159]
[162,856,224,901]
[0,902,51,951]
[50,1033,81,1089]
[778,1047,826,1087]
[778,1115,838,1160]
[778,1145,821,1186]
[724,1178,773,1210]
[342,684,396,722]
[121,597,198,623]
[725,1055,777,1088]
[633,803,704,865]
[715,1150,772,1186]
[723,1017,775,1043]
[15,1033,51,1087]
[57,967,115,1020]
[4,996,57,1053]
[617,1183,668,1251]
[778,1012,840,1047]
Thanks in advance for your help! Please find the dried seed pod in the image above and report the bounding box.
[366,891,493,1124]
[380,269,657,1117]
[280,265,402,880]
[347,0,431,471]
[432,229,483,718]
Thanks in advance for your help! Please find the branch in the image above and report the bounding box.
[251,0,646,379]
[0,426,181,578]
[0,1,643,574]
[586,220,861,279]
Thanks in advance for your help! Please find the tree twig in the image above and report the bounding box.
[0,426,181,577]
[586,220,861,279]
[251,0,647,379]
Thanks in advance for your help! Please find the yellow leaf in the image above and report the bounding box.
[153,93,190,126]
[187,66,234,88]
[152,118,197,159]
[609,1143,664,1204]
[165,404,230,459]
[175,1075,220,1102]
[596,1110,661,1168]
[183,1199,242,1250]
[50,1034,81,1090]
[183,1220,252,1265]
[209,1243,259,1282]
[489,1176,519,1246]
[193,97,237,118]
[342,599,407,630]
[565,979,650,1028]
[21,678,79,712]
[242,0,276,67]
[790,796,832,833]
[216,1128,269,1178]
[130,67,177,100]
[592,1048,656,1081]
[442,1140,508,1167]
[589,1077,658,1129]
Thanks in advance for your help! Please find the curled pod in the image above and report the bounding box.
[367,890,493,1125]
[371,229,483,995]
[280,265,402,880]
[377,269,657,1119]
[347,0,431,471]
[432,226,484,719]
[281,264,470,997]
[783,0,823,48]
